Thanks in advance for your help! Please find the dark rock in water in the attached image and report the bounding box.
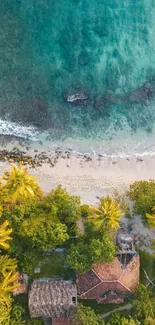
[123,77,155,107]
[64,92,88,102]
[127,83,155,103]
[94,93,120,113]
[63,91,90,106]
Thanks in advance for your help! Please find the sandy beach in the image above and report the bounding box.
[0,138,155,252]
[1,139,155,204]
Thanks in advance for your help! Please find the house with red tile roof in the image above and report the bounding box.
[77,230,140,304]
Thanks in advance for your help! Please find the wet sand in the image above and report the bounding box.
[0,140,155,204]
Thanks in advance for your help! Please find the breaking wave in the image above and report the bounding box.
[0,119,39,141]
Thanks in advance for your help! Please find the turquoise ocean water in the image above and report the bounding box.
[1,0,155,155]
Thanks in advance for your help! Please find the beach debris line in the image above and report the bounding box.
[0,146,95,168]
[0,148,57,168]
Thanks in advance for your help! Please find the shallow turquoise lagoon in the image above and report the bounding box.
[1,0,155,153]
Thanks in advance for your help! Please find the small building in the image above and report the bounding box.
[77,231,140,304]
[29,279,77,325]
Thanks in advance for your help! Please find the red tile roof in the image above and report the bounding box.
[77,270,100,296]
[119,255,140,291]
[92,257,123,281]
[77,255,140,303]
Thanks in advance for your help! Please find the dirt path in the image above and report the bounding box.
[101,303,132,319]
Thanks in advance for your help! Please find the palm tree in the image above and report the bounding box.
[0,270,19,306]
[88,197,123,232]
[2,163,42,202]
[0,255,17,278]
[0,220,12,250]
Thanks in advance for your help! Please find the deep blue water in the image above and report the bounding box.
[1,0,155,153]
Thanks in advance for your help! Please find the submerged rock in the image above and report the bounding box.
[65,92,88,102]
[94,93,120,113]
[127,83,155,103]
[63,91,90,106]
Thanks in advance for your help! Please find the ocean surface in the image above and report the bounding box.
[1,0,155,156]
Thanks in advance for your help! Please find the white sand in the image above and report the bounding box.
[1,146,155,251]
[1,153,155,204]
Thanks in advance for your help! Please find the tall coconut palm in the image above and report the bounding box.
[0,220,12,250]
[0,270,19,306]
[2,163,42,202]
[88,197,123,232]
[0,255,17,278]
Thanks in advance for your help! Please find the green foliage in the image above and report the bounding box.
[1,187,81,266]
[88,197,123,232]
[9,304,26,325]
[0,224,19,324]
[0,220,12,250]
[146,207,155,228]
[107,313,140,325]
[19,250,41,275]
[112,189,131,218]
[66,240,92,273]
[127,181,155,216]
[19,215,69,250]
[121,318,140,325]
[1,163,43,202]
[66,232,115,273]
[0,255,17,277]
[0,302,11,324]
[27,319,44,325]
[106,312,122,325]
[72,303,104,325]
[8,297,44,325]
[150,239,155,252]
[144,317,155,325]
[133,284,155,320]
[44,185,81,225]
[80,204,90,218]
[139,251,155,291]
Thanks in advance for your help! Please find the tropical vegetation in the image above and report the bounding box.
[88,197,123,232]
[127,180,155,217]
[0,164,155,324]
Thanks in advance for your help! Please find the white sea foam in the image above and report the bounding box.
[0,118,155,158]
[0,119,40,140]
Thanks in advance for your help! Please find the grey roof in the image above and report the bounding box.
[29,280,77,318]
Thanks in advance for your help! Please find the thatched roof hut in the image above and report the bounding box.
[29,280,77,318]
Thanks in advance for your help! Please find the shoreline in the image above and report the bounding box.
[1,122,155,158]
[0,139,155,204]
